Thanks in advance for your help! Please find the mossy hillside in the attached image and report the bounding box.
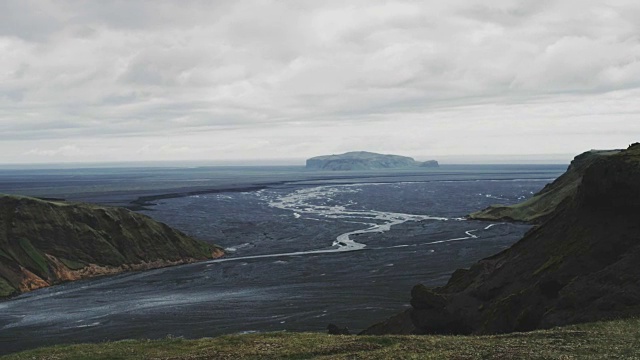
[17,238,52,278]
[0,277,14,297]
[0,194,223,298]
[469,149,621,223]
[2,318,640,359]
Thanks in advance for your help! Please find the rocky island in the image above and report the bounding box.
[365,143,640,335]
[0,194,224,299]
[305,151,439,170]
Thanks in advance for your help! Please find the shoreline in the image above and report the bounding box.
[126,175,559,211]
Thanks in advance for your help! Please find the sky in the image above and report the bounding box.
[1,0,640,165]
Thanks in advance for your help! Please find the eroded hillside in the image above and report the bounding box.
[0,195,223,298]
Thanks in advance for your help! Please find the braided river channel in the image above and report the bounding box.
[0,167,564,354]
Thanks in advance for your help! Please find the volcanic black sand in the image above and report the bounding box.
[0,165,565,355]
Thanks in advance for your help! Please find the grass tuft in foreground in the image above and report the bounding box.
[3,318,640,359]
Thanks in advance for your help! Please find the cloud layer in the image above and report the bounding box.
[2,0,640,163]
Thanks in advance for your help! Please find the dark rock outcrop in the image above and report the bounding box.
[306,151,438,171]
[366,143,640,335]
[327,324,351,335]
[359,310,414,335]
[0,194,224,299]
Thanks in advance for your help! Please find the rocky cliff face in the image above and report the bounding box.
[469,149,621,223]
[306,151,438,170]
[0,195,224,299]
[365,143,640,335]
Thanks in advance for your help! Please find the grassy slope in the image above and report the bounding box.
[3,318,640,359]
[468,150,620,223]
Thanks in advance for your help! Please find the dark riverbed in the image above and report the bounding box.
[0,165,564,354]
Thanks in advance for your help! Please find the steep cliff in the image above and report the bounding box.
[306,151,438,170]
[469,149,621,222]
[0,194,224,299]
[365,143,640,335]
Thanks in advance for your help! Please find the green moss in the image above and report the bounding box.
[533,254,564,276]
[17,238,50,278]
[0,277,16,298]
[0,248,12,261]
[59,258,86,271]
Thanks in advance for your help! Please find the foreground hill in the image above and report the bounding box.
[2,318,639,359]
[306,151,438,170]
[0,194,223,299]
[368,143,640,335]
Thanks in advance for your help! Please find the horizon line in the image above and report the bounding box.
[0,154,575,169]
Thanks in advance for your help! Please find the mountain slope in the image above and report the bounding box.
[365,143,640,335]
[306,151,438,170]
[0,194,223,299]
[469,149,620,222]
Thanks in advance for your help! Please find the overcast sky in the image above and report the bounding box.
[1,0,639,165]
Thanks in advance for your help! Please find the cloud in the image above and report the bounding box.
[1,0,640,163]
[24,145,83,157]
